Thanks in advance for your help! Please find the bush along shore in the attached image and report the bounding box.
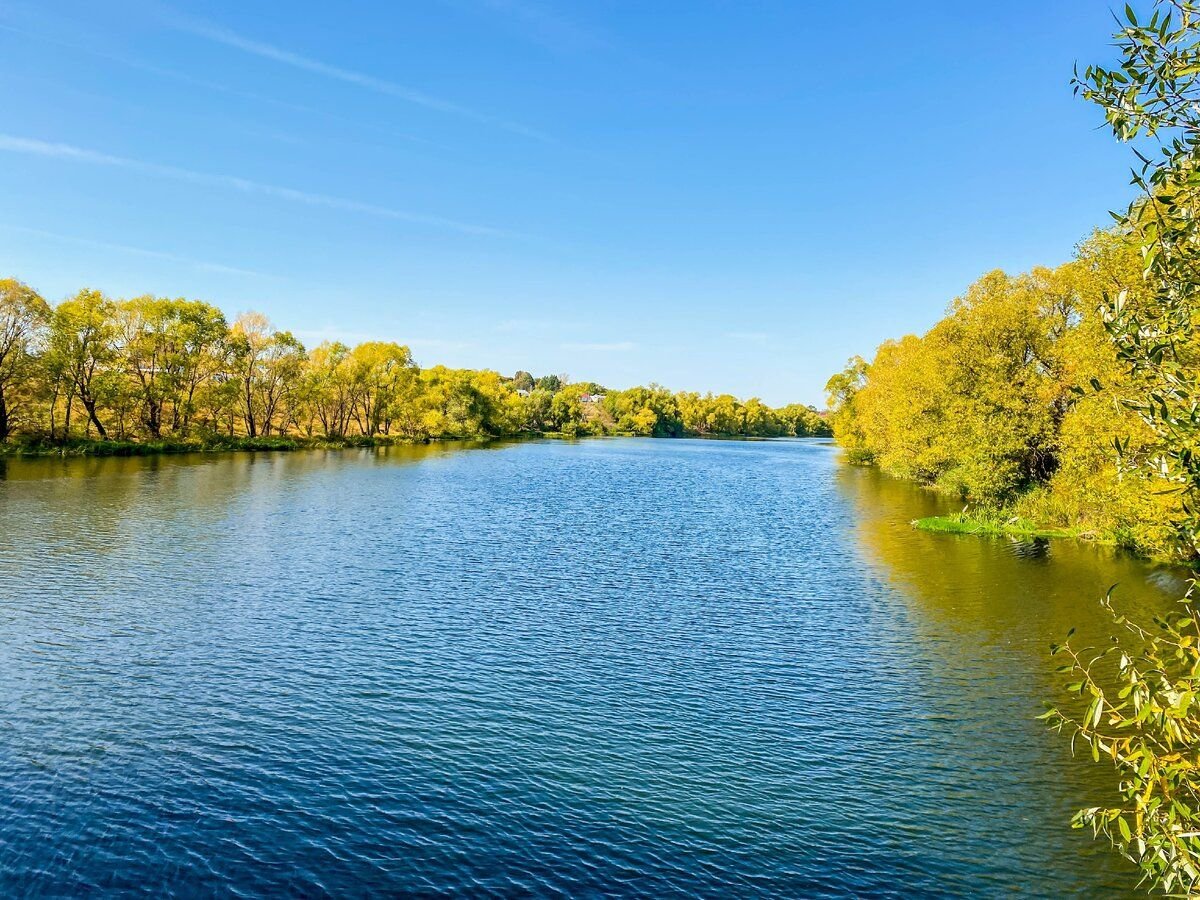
[824,228,1181,562]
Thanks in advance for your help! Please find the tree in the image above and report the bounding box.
[347,341,416,436]
[777,403,830,437]
[742,397,777,436]
[256,330,306,436]
[229,312,271,438]
[608,384,682,437]
[550,382,589,432]
[114,296,226,438]
[301,341,353,438]
[519,387,554,432]
[512,370,535,393]
[48,289,118,439]
[228,313,305,437]
[0,278,50,441]
[825,357,870,460]
[170,300,229,433]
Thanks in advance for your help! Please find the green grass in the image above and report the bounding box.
[913,513,1083,542]
[0,434,416,458]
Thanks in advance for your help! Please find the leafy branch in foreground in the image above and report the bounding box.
[1049,2,1200,893]
[1043,593,1200,893]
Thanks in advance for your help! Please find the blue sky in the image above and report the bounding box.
[0,0,1133,405]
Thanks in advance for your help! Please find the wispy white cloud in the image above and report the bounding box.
[561,340,636,352]
[0,223,272,278]
[0,22,446,153]
[0,134,507,237]
[158,6,550,141]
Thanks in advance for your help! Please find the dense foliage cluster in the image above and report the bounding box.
[0,281,828,449]
[825,230,1179,559]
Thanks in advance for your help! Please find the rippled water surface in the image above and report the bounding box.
[0,438,1185,896]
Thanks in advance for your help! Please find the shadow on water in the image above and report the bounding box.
[834,460,1186,896]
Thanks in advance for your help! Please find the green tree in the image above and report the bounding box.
[170,300,229,433]
[825,357,870,460]
[116,296,226,438]
[300,341,353,438]
[519,387,554,432]
[0,278,50,441]
[48,289,118,439]
[512,370,535,393]
[347,341,417,436]
[229,313,305,437]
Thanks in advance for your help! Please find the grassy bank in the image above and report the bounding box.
[912,511,1094,544]
[0,434,434,458]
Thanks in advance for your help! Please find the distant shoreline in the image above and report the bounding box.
[0,432,830,459]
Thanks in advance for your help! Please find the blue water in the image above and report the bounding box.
[0,438,1181,896]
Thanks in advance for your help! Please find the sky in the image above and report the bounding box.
[0,0,1136,406]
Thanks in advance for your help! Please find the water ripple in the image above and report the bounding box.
[0,439,1177,896]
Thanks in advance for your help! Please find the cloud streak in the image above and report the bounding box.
[160,7,550,141]
[0,223,272,278]
[0,23,449,154]
[0,134,507,236]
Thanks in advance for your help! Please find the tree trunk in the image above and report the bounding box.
[243,377,257,438]
[146,402,161,439]
[82,397,108,439]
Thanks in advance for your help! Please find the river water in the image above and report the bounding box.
[0,438,1183,896]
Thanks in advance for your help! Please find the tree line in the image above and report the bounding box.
[824,228,1181,560]
[0,281,828,449]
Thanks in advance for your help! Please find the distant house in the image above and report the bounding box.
[580,393,606,403]
[516,389,530,397]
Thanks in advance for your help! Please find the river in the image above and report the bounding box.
[0,438,1183,896]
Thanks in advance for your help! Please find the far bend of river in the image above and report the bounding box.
[0,438,1186,897]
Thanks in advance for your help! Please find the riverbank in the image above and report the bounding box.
[0,430,810,458]
[912,512,1089,544]
[0,434,450,458]
[835,458,1142,556]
